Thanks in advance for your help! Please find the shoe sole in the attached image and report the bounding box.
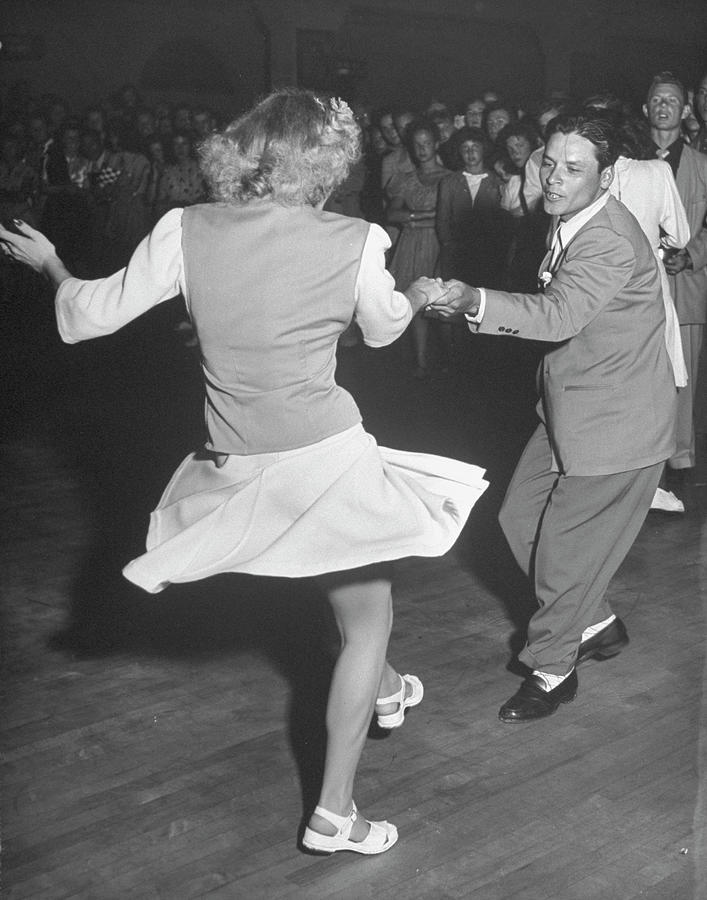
[301,831,399,855]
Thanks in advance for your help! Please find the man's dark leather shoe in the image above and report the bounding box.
[498,669,578,723]
[576,617,628,665]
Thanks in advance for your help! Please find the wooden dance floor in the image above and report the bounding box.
[2,289,706,899]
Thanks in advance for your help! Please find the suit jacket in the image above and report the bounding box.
[670,144,707,323]
[436,170,508,285]
[478,195,677,476]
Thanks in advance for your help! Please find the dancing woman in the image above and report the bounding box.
[0,88,486,856]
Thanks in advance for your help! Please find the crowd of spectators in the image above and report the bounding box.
[0,82,213,278]
[1,76,705,375]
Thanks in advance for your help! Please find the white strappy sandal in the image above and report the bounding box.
[302,801,398,855]
[375,673,424,729]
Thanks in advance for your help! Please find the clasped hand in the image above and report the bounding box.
[407,277,480,319]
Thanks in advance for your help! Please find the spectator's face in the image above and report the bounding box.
[643,82,688,132]
[540,131,611,221]
[81,132,102,160]
[487,109,511,141]
[148,141,165,165]
[86,110,104,133]
[412,128,437,165]
[369,127,388,155]
[394,113,414,142]
[437,119,455,142]
[695,75,707,124]
[63,128,81,157]
[174,108,192,131]
[379,114,399,147]
[506,135,533,169]
[460,139,484,173]
[192,113,211,137]
[173,135,191,161]
[465,101,485,128]
[137,112,156,137]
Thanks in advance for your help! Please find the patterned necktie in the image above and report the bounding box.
[549,227,564,273]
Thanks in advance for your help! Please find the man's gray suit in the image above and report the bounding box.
[478,195,677,674]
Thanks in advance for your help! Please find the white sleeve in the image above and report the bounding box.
[523,149,544,210]
[465,287,487,330]
[659,165,691,249]
[354,223,413,347]
[55,208,186,344]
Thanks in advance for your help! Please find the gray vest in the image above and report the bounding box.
[182,200,369,454]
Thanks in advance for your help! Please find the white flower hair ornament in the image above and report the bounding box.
[329,97,351,116]
[539,271,553,288]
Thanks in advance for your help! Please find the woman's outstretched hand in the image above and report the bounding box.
[0,220,72,288]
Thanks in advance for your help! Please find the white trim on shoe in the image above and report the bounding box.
[375,673,424,729]
[301,801,398,855]
[650,487,685,513]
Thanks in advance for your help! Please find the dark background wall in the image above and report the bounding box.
[1,0,705,120]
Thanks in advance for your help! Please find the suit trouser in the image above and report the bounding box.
[498,423,663,676]
[669,323,703,469]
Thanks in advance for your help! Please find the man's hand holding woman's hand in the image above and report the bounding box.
[425,280,480,319]
[405,276,449,314]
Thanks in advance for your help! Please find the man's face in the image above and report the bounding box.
[540,131,612,221]
[487,109,511,141]
[506,135,533,168]
[695,75,707,124]
[137,112,155,137]
[379,114,399,147]
[412,128,437,165]
[643,82,688,132]
[460,140,484,173]
[394,113,414,141]
[465,101,485,128]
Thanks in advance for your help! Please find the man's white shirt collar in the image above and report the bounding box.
[552,190,610,253]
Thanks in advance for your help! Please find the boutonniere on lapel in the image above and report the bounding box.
[539,271,553,288]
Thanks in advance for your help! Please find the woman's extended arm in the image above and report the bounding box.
[0,210,186,343]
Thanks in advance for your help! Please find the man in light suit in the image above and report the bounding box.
[429,114,677,722]
[644,73,707,491]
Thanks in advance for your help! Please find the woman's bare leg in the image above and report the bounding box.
[309,564,397,841]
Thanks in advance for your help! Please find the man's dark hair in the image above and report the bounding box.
[646,71,687,105]
[496,119,541,148]
[451,126,491,161]
[403,117,440,151]
[547,114,620,170]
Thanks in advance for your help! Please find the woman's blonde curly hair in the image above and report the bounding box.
[199,88,361,207]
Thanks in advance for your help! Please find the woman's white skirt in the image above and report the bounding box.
[123,424,488,593]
